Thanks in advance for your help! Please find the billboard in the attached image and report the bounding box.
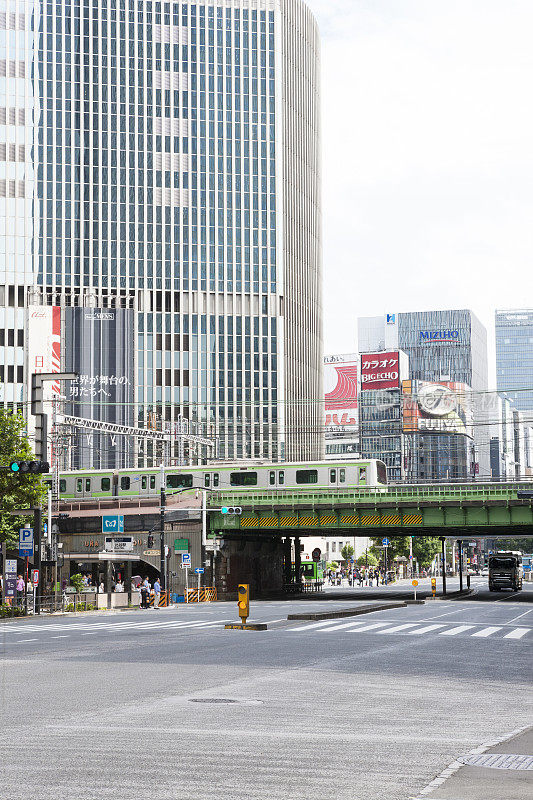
[64,308,135,469]
[360,351,401,391]
[25,306,61,457]
[402,380,473,437]
[324,354,357,430]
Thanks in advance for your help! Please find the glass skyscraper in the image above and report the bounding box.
[0,0,323,465]
[495,308,533,413]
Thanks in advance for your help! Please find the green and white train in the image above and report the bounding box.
[55,459,387,500]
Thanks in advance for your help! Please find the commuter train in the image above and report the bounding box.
[56,459,387,500]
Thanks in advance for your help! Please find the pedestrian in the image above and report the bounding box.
[98,580,104,593]
[153,577,161,608]
[140,576,151,608]
[16,574,24,604]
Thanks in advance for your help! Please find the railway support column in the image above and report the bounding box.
[458,539,463,593]
[441,537,447,596]
[283,537,292,585]
[294,536,302,588]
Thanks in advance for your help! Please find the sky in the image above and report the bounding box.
[305,0,533,387]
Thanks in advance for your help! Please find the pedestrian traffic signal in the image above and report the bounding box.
[9,460,49,475]
[221,506,242,515]
[237,583,249,622]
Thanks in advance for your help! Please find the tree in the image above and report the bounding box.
[369,535,442,568]
[0,410,46,548]
[356,550,378,567]
[326,561,338,571]
[340,544,354,564]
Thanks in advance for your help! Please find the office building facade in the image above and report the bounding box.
[358,310,487,481]
[495,308,533,413]
[0,0,322,465]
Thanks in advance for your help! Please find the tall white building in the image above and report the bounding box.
[0,0,322,466]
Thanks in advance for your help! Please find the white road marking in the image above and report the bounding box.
[471,626,502,638]
[321,620,369,632]
[506,608,533,624]
[348,622,390,632]
[503,628,530,640]
[17,638,38,642]
[407,624,446,635]
[439,625,475,636]
[51,635,69,639]
[291,619,351,631]
[376,623,420,634]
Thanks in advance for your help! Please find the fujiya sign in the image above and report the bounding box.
[419,330,459,342]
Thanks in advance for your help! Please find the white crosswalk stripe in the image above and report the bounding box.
[439,625,475,636]
[347,622,390,632]
[503,628,529,639]
[471,626,502,638]
[407,624,446,635]
[376,623,419,634]
[2,618,228,637]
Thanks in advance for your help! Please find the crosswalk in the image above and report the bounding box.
[288,618,532,641]
[1,617,230,641]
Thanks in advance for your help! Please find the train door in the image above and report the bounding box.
[268,469,285,489]
[328,468,347,489]
[139,474,157,497]
[203,472,220,490]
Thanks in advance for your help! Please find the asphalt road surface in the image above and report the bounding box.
[1,586,532,800]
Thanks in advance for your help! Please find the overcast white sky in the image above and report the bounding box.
[306,0,533,386]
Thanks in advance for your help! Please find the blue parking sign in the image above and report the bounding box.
[19,528,34,557]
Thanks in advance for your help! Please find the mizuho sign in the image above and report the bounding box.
[419,330,459,342]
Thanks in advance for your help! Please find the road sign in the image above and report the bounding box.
[18,527,34,557]
[411,579,418,587]
[194,567,205,574]
[312,547,321,562]
[31,569,39,585]
[5,559,17,576]
[181,552,191,566]
[102,515,124,533]
[382,537,390,547]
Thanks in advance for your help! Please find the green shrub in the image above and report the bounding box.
[0,604,26,618]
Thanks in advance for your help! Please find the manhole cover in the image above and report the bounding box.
[458,754,533,770]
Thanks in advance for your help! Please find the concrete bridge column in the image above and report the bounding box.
[283,537,292,585]
[441,537,447,596]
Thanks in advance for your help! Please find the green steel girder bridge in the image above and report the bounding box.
[208,482,533,539]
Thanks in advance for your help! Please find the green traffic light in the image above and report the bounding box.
[221,507,229,513]
[10,461,20,472]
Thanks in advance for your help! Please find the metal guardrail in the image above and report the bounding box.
[208,482,533,509]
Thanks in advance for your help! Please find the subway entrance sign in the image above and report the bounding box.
[102,515,124,533]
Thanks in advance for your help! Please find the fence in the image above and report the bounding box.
[185,587,217,603]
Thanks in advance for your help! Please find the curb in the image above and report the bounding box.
[287,601,407,621]
[410,724,533,799]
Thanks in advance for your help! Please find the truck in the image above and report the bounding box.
[488,551,523,592]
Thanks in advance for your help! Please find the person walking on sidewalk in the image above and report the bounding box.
[140,577,151,608]
[153,577,161,608]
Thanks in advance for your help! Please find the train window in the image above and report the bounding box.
[296,470,318,485]
[101,478,111,492]
[339,469,346,483]
[377,462,387,485]
[269,471,275,485]
[121,476,130,490]
[141,476,147,490]
[204,474,210,487]
[85,479,91,491]
[150,476,156,489]
[329,469,336,484]
[213,473,219,487]
[59,479,66,493]
[76,479,82,493]
[230,472,258,486]
[359,467,367,484]
[167,474,193,489]
[279,471,284,485]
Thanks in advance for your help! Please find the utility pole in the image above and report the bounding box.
[34,506,42,614]
[160,485,166,592]
[441,536,447,596]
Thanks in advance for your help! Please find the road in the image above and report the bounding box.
[1,587,532,800]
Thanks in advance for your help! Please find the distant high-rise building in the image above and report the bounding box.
[495,309,533,413]
[0,0,323,466]
[358,310,489,481]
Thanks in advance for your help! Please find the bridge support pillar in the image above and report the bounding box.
[294,536,302,586]
[441,537,446,596]
[283,537,292,585]
[458,539,463,592]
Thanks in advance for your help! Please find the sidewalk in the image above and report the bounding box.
[413,725,533,800]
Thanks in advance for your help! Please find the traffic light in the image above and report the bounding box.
[221,506,242,515]
[237,583,249,622]
[147,534,154,548]
[9,460,49,475]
